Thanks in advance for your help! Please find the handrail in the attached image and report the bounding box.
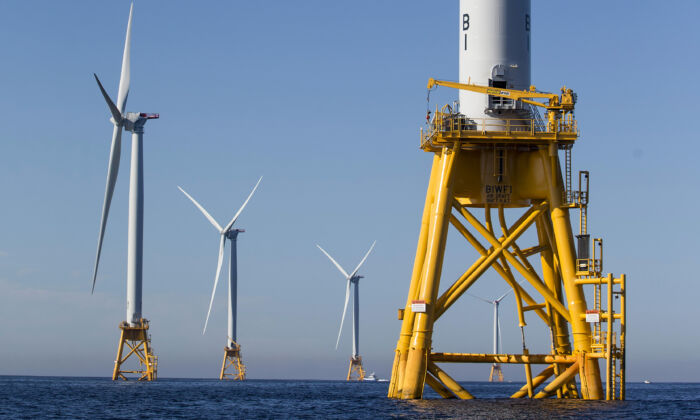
[427,112,578,136]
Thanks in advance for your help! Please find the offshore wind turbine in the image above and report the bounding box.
[178,177,262,380]
[467,285,519,382]
[90,3,160,381]
[317,241,376,381]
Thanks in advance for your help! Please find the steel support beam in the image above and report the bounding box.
[430,353,576,364]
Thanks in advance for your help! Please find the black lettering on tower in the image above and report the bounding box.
[463,13,469,51]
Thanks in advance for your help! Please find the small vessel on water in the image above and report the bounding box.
[643,380,651,384]
[363,373,389,382]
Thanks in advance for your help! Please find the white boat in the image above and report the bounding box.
[643,380,651,384]
[364,373,377,381]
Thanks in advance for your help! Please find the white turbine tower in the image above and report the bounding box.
[178,177,262,380]
[317,241,376,381]
[90,2,159,381]
[467,282,523,382]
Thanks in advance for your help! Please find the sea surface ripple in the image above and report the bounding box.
[0,376,698,419]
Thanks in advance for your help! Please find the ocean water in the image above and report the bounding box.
[0,376,698,419]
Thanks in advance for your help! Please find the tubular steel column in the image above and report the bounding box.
[400,145,460,399]
[389,155,442,398]
[353,280,359,359]
[221,230,246,381]
[536,216,572,355]
[228,230,240,346]
[126,127,144,326]
[543,149,603,399]
[620,274,626,400]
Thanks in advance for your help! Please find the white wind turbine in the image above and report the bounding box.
[467,282,523,382]
[91,2,159,327]
[317,241,376,379]
[178,177,262,347]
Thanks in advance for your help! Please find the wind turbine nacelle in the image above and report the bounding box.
[121,112,159,132]
[124,112,159,121]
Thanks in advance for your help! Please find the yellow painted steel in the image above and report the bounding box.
[489,363,504,382]
[430,353,576,365]
[424,372,456,399]
[347,356,366,381]
[511,365,555,398]
[398,146,461,399]
[534,361,581,399]
[388,77,628,400]
[388,154,442,398]
[427,362,474,400]
[426,79,576,112]
[220,342,246,380]
[112,319,157,381]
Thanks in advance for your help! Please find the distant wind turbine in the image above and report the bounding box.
[178,177,262,380]
[317,241,376,381]
[466,281,524,382]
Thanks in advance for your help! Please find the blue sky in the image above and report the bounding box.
[0,0,698,382]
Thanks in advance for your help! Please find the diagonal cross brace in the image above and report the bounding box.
[436,213,552,325]
[455,204,572,323]
[433,202,547,320]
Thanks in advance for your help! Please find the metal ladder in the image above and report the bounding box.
[527,104,547,132]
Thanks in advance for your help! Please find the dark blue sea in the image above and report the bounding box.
[0,377,698,419]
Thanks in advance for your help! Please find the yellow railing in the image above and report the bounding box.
[576,258,602,276]
[421,106,579,145]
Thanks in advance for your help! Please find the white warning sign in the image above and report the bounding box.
[585,310,600,323]
[411,300,427,313]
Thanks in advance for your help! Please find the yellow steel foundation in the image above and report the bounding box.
[387,80,627,400]
[347,356,365,381]
[220,342,246,380]
[112,319,157,381]
[489,363,504,382]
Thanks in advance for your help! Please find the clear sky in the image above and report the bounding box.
[0,0,698,382]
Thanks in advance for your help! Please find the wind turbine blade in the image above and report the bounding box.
[316,245,349,278]
[90,2,131,294]
[496,289,513,303]
[223,176,263,233]
[335,278,351,350]
[94,74,122,124]
[348,240,376,278]
[116,2,133,113]
[466,292,493,305]
[496,279,528,302]
[203,235,226,334]
[178,186,223,232]
[91,126,122,293]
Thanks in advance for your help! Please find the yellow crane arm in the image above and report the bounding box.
[427,78,574,111]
